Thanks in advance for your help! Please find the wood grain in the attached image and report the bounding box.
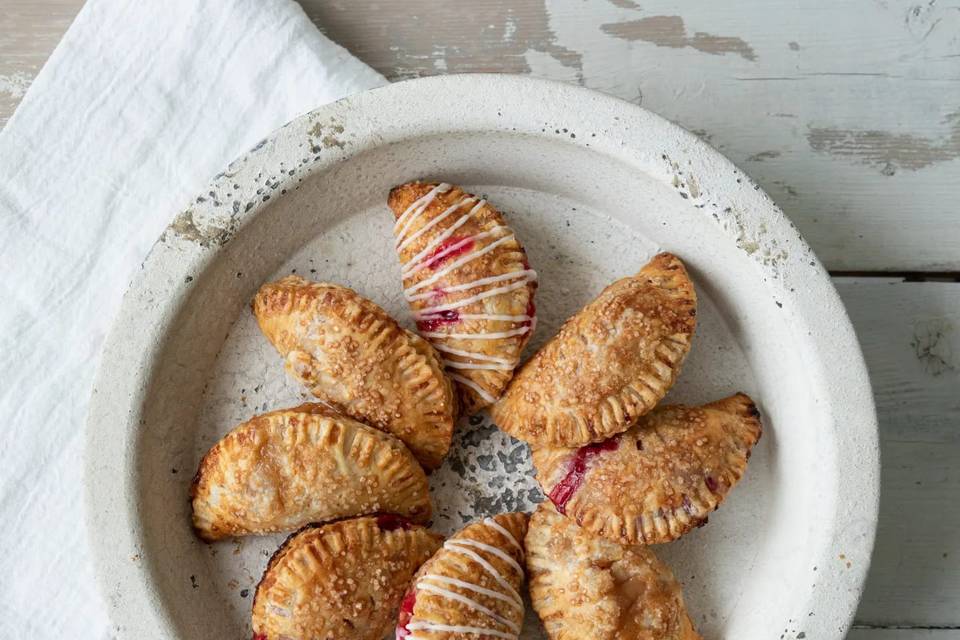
[837,280,960,628]
[850,631,960,640]
[3,0,959,271]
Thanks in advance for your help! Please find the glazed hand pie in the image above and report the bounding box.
[533,393,762,545]
[526,502,701,640]
[252,516,442,640]
[388,182,538,414]
[491,252,696,449]
[253,276,456,469]
[396,512,529,640]
[191,404,431,541]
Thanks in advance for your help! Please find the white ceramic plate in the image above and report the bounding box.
[86,75,879,640]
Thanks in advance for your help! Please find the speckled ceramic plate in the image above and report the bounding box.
[85,74,879,640]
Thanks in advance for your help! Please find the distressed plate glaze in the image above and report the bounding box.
[85,75,878,640]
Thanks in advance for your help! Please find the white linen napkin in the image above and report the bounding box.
[0,1,386,636]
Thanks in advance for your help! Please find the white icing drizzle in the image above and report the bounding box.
[414,583,521,633]
[406,269,538,302]
[402,519,525,640]
[432,344,514,365]
[483,517,524,553]
[442,359,514,371]
[403,229,512,288]
[397,195,477,253]
[401,201,491,278]
[448,373,497,404]
[421,327,530,340]
[417,279,532,315]
[447,539,523,576]
[406,622,515,639]
[418,575,522,610]
[394,183,450,241]
[394,186,538,400]
[440,541,522,602]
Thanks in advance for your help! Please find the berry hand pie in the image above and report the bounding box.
[388,182,537,414]
[191,404,431,541]
[396,512,529,640]
[526,502,701,640]
[252,516,442,640]
[491,252,696,449]
[533,393,762,545]
[253,276,457,469]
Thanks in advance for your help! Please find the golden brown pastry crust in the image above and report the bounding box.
[526,503,701,640]
[253,276,456,469]
[533,394,762,545]
[252,516,442,640]
[397,512,529,640]
[491,253,696,448]
[388,182,537,415]
[191,403,431,541]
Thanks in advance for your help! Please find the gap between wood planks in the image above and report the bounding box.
[832,271,960,282]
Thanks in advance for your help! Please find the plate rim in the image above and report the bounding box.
[85,73,880,639]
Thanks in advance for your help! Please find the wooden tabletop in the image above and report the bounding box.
[3,1,959,638]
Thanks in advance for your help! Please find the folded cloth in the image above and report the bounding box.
[0,0,386,635]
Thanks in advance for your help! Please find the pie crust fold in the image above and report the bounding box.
[388,182,538,414]
[396,512,529,640]
[526,502,702,640]
[533,393,762,545]
[252,516,442,640]
[191,403,432,541]
[492,252,696,448]
[253,276,457,469]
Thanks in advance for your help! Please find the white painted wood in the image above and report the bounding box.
[849,630,960,640]
[836,280,960,628]
[3,0,959,271]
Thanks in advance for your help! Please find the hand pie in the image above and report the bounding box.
[526,502,701,640]
[252,516,442,640]
[396,512,529,640]
[388,182,538,414]
[191,403,431,541]
[253,276,457,469]
[533,393,762,545]
[491,252,696,449]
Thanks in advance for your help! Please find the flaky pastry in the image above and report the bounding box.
[252,516,442,640]
[388,182,537,414]
[492,253,696,448]
[526,502,701,640]
[191,403,431,541]
[533,394,762,545]
[396,512,529,639]
[253,276,456,469]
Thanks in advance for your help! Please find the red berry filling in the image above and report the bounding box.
[548,434,622,514]
[396,588,417,639]
[253,634,267,640]
[423,236,475,270]
[523,298,536,327]
[417,309,460,332]
[376,514,415,531]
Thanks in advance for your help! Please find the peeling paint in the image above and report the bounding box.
[314,1,583,81]
[601,15,757,61]
[746,150,782,162]
[911,318,956,376]
[0,71,32,99]
[808,109,960,171]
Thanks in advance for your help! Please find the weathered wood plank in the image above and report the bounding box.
[836,280,960,628]
[849,630,960,640]
[3,0,958,271]
[0,0,83,127]
[299,0,960,272]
